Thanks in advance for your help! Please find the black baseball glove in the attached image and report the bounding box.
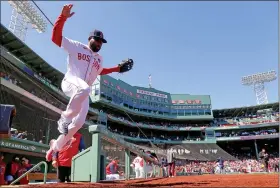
[118,59,134,73]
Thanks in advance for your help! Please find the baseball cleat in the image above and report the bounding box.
[57,117,71,135]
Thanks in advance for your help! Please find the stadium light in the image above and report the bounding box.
[149,74,152,88]
[241,70,277,105]
[8,1,47,42]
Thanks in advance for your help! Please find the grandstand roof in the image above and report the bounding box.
[213,102,279,118]
[0,24,64,87]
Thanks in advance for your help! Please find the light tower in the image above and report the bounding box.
[8,1,47,42]
[148,74,152,88]
[241,70,277,105]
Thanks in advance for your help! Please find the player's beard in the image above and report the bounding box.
[89,42,100,52]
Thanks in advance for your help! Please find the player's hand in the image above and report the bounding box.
[52,160,58,168]
[61,4,75,18]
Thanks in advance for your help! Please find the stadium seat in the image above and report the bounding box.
[0,104,16,139]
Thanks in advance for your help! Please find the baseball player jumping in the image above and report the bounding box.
[46,4,133,159]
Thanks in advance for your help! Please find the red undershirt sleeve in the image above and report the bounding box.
[51,14,67,47]
[100,66,120,75]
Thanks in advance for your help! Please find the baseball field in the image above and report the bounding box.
[6,173,278,188]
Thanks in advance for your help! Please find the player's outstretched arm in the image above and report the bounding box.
[99,66,120,75]
[99,58,134,75]
[51,4,75,47]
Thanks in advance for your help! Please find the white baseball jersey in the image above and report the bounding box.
[133,156,144,168]
[61,37,103,86]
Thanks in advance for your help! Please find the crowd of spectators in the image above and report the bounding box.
[0,72,21,86]
[217,128,279,138]
[214,113,279,127]
[106,110,279,131]
[10,128,45,144]
[0,71,65,110]
[107,112,210,129]
[2,68,279,148]
[175,157,279,175]
[107,125,203,142]
[2,69,279,135]
[107,122,278,142]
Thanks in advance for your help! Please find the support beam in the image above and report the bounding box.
[9,46,26,53]
[125,149,131,180]
[3,39,18,47]
[254,140,259,160]
[90,131,101,183]
[17,52,34,58]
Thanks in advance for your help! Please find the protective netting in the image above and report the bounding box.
[101,136,126,179]
[0,54,93,147]
[101,134,162,180]
[0,86,60,144]
[131,143,237,161]
[177,143,237,161]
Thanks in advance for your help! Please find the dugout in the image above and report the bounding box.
[71,124,159,183]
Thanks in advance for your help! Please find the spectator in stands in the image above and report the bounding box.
[11,129,19,138]
[167,148,176,177]
[16,131,27,139]
[259,149,269,173]
[5,155,20,184]
[0,153,6,185]
[46,132,85,183]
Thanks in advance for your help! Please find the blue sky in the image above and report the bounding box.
[1,1,278,109]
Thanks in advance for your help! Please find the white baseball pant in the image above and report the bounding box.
[135,167,145,178]
[135,167,140,178]
[139,167,145,178]
[53,76,90,151]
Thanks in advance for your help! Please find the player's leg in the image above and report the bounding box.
[168,163,171,177]
[52,97,89,152]
[135,167,140,178]
[66,167,71,182]
[138,167,143,178]
[171,162,175,177]
[58,166,66,183]
[58,76,90,134]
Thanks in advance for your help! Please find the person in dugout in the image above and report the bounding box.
[17,157,32,185]
[149,151,159,177]
[46,132,85,183]
[0,153,6,185]
[106,157,119,175]
[5,155,20,184]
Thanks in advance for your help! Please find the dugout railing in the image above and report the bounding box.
[10,161,48,185]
